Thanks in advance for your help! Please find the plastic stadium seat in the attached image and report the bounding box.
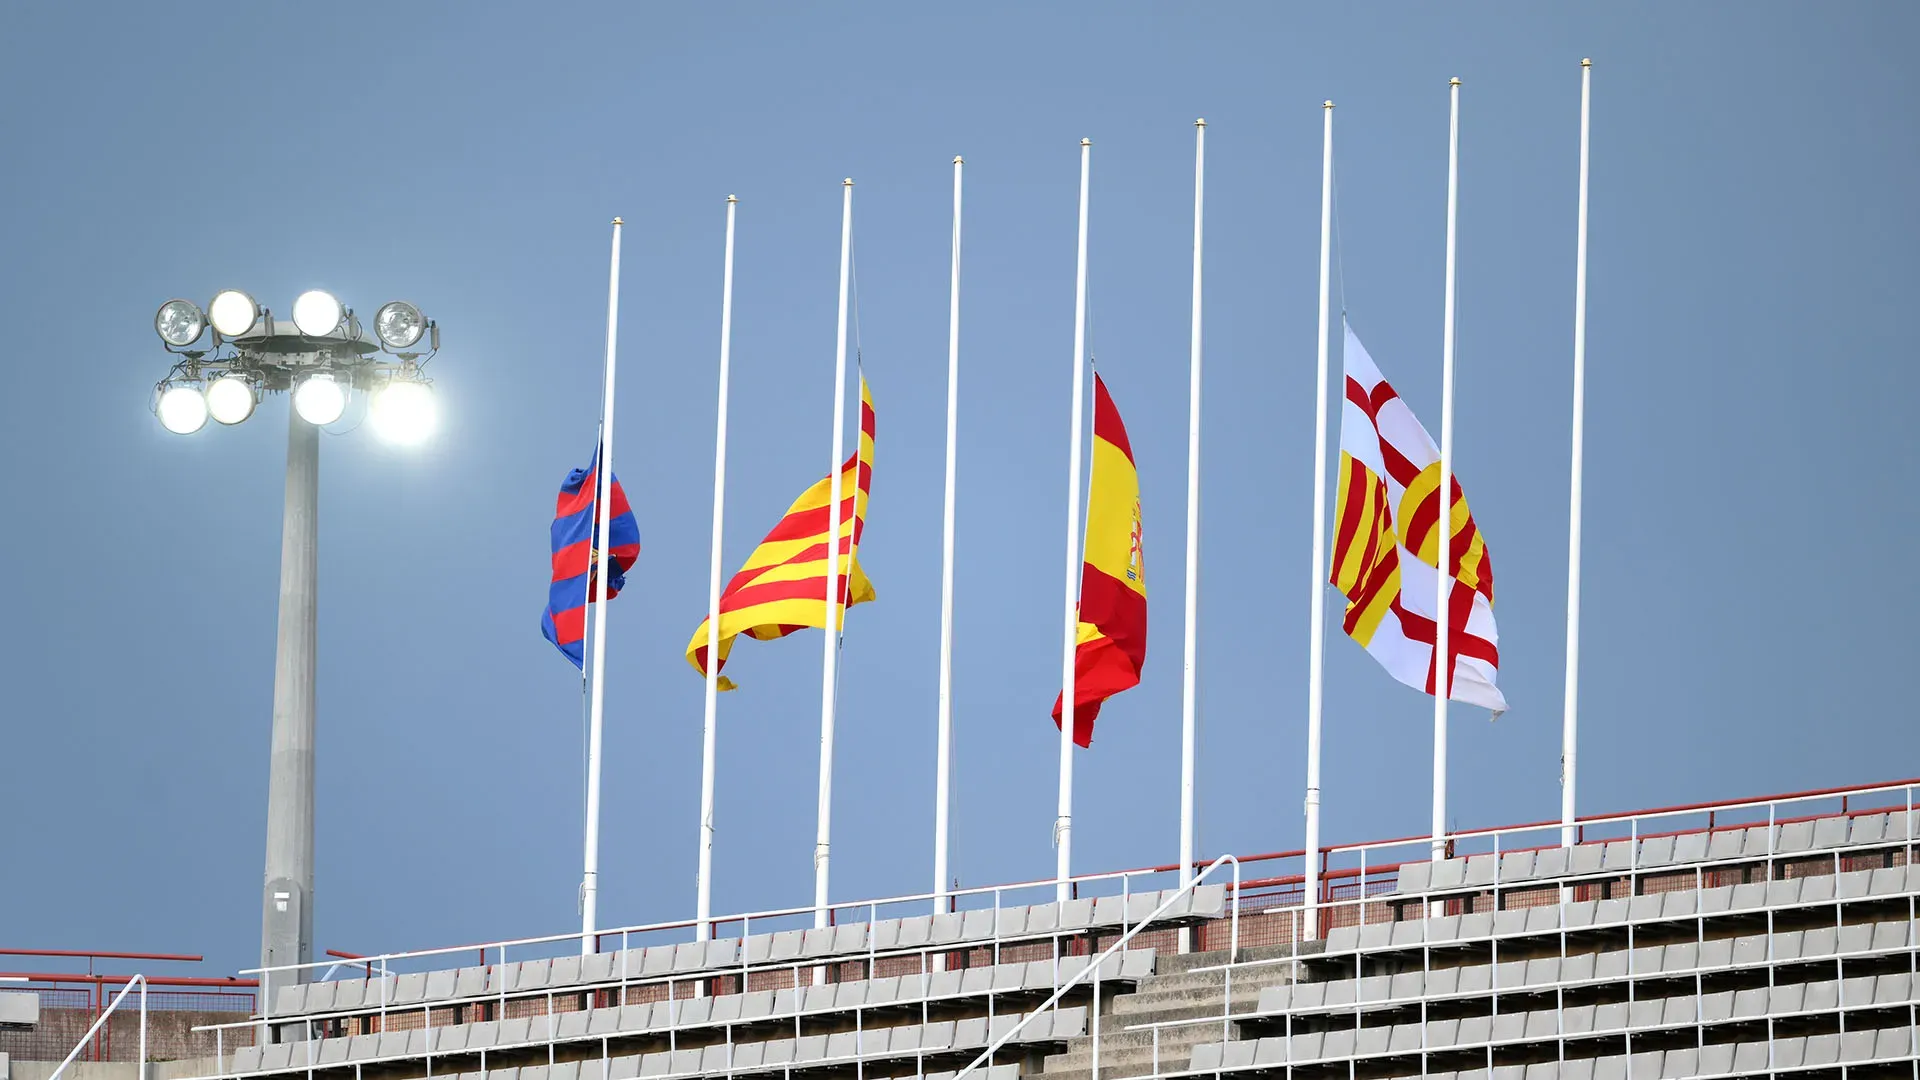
[1658,890,1695,918]
[1776,820,1815,853]
[1191,884,1228,917]
[1659,1047,1696,1078]
[1499,851,1535,881]
[1533,847,1570,878]
[1561,953,1595,982]
[1593,1001,1628,1031]
[1396,860,1433,895]
[1189,1042,1224,1071]
[1731,1041,1769,1073]
[1803,979,1839,1012]
[1705,829,1743,861]
[1812,815,1850,848]
[1875,1027,1915,1058]
[1524,906,1561,933]
[1463,855,1498,887]
[1847,812,1888,845]
[1628,1051,1664,1079]
[1569,843,1605,875]
[1431,858,1468,890]
[1252,1036,1289,1065]
[1638,836,1676,866]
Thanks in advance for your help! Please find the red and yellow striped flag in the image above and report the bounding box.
[686,378,876,690]
[1052,373,1147,747]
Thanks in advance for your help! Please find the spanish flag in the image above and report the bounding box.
[1052,373,1146,747]
[686,378,876,689]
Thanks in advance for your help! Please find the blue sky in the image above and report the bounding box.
[1,3,1915,979]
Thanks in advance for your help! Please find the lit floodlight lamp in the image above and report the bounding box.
[293,373,348,426]
[206,374,257,425]
[155,299,206,347]
[374,301,426,350]
[157,383,209,434]
[209,290,261,338]
[291,290,343,337]
[370,380,436,445]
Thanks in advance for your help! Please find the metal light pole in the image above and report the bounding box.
[152,291,439,1004]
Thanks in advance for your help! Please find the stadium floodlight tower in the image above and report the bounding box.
[151,290,439,998]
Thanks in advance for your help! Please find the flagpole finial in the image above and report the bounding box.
[612,217,623,226]
[954,155,964,164]
[1449,77,1462,86]
[1081,138,1092,147]
[843,178,854,187]
[1323,100,1335,109]
[1580,57,1592,67]
[1194,117,1206,127]
[726,194,738,203]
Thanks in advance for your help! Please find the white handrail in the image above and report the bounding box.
[952,854,1240,1080]
[47,973,145,1080]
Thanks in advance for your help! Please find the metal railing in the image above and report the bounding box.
[45,974,145,1080]
[951,854,1241,1080]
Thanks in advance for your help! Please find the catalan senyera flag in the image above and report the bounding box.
[686,378,875,689]
[1052,373,1147,748]
[1330,323,1506,713]
[541,446,641,670]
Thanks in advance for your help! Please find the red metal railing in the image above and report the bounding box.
[0,949,255,1064]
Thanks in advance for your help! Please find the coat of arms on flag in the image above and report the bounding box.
[1330,323,1506,714]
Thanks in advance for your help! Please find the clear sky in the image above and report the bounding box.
[2,3,1915,980]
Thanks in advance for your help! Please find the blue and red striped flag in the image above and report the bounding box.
[541,447,641,669]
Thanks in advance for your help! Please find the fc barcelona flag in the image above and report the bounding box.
[541,446,641,669]
[1052,373,1147,748]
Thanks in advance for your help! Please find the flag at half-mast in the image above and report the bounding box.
[1052,373,1147,747]
[541,445,642,669]
[1330,323,1506,713]
[686,377,876,689]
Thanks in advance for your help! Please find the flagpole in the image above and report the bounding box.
[815,178,855,929]
[1433,78,1461,863]
[1303,101,1335,938]
[933,156,964,916]
[581,216,623,954]
[1056,138,1092,902]
[1179,119,1205,902]
[1562,59,1593,849]
[696,195,740,940]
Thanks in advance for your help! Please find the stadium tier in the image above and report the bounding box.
[176,780,1915,1080]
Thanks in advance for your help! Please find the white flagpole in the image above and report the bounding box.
[934,157,964,915]
[696,195,739,940]
[581,216,623,954]
[815,178,855,928]
[1433,78,1461,863]
[1179,120,1205,898]
[1056,138,1092,902]
[1303,101,1335,938]
[1562,59,1593,849]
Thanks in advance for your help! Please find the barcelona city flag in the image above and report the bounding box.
[541,446,641,669]
[686,377,876,689]
[1052,373,1147,748]
[1329,322,1505,712]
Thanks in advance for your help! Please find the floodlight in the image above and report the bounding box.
[209,290,260,338]
[158,384,209,434]
[374,301,426,350]
[206,374,257,425]
[291,290,343,337]
[370,380,436,445]
[293,373,347,426]
[155,300,206,347]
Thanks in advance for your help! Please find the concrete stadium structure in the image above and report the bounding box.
[22,777,1920,1080]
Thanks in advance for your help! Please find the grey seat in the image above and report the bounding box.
[1463,855,1496,887]
[1638,835,1675,866]
[1705,829,1744,861]
[1811,815,1850,848]
[1776,820,1815,853]
[1396,860,1432,895]
[1499,850,1535,882]
[1847,813,1887,845]
[1671,832,1708,863]
[1569,843,1605,875]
